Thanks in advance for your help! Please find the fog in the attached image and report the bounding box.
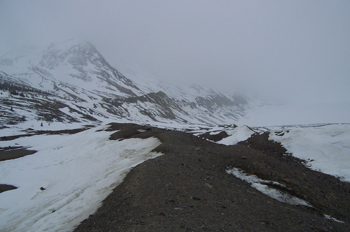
[1,0,350,104]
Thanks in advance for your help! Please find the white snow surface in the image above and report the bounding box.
[0,125,162,232]
[269,124,350,182]
[217,125,255,145]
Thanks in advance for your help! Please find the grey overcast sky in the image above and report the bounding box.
[1,0,350,103]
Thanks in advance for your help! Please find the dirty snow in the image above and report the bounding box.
[226,167,311,206]
[227,167,345,223]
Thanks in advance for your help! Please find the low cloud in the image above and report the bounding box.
[1,0,349,104]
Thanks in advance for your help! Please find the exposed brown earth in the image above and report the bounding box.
[75,123,350,232]
[0,146,37,162]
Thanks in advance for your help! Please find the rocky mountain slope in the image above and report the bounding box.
[0,39,248,129]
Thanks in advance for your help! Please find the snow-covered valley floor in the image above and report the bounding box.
[1,106,350,231]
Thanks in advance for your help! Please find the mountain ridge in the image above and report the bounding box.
[0,39,249,129]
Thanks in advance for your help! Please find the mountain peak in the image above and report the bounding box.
[39,38,106,69]
[0,39,249,127]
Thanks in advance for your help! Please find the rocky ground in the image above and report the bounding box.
[74,123,350,232]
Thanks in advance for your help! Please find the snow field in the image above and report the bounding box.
[0,125,162,232]
[269,124,350,182]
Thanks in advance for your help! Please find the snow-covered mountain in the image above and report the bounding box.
[0,39,248,130]
[1,39,350,231]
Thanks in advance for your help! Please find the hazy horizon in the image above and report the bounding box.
[1,0,350,104]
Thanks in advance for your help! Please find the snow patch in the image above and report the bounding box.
[324,214,344,223]
[226,167,311,206]
[218,125,255,145]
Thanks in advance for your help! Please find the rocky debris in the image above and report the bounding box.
[75,123,350,231]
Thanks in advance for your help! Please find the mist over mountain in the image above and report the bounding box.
[0,0,350,232]
[1,39,350,231]
[1,1,350,230]
[0,39,251,130]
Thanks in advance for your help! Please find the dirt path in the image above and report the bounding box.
[73,123,349,231]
